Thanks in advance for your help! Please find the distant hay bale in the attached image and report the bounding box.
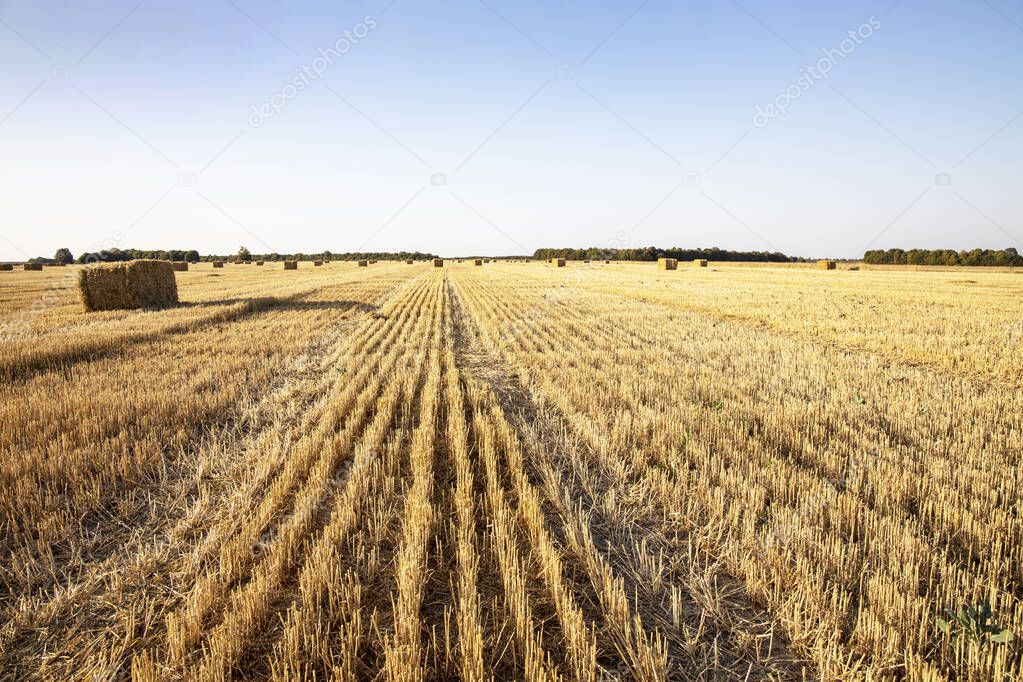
[283,260,297,270]
[604,260,611,264]
[212,261,224,268]
[474,259,483,266]
[693,259,708,267]
[255,261,264,266]
[583,260,590,263]
[658,258,678,270]
[47,262,66,267]
[77,259,178,312]
[313,260,323,266]
[553,258,566,267]
[848,265,860,271]
[433,258,444,267]
[406,259,413,264]
[358,260,368,267]
[0,264,12,271]
[23,263,43,271]
[171,262,188,272]
[370,260,378,264]
[818,260,836,270]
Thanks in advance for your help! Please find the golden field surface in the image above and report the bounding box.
[0,260,1021,681]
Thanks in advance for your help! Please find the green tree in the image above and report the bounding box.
[54,247,73,264]
[237,245,252,262]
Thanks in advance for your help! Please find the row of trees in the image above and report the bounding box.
[28,247,439,265]
[230,249,438,262]
[73,248,202,264]
[533,246,797,262]
[863,248,1022,266]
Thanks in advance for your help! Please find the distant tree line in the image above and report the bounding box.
[863,248,1022,266]
[241,250,438,262]
[533,246,798,262]
[26,247,439,265]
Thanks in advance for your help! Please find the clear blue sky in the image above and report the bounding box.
[1,0,1021,259]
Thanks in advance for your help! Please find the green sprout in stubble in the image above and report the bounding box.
[936,601,1014,644]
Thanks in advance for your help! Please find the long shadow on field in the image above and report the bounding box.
[0,292,375,383]
[180,298,376,313]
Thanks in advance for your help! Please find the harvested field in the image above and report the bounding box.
[0,261,1021,680]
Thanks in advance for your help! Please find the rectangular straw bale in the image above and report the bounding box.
[474,259,483,266]
[358,260,368,267]
[23,263,43,271]
[255,261,264,266]
[77,259,178,312]
[0,264,12,271]
[406,259,413,264]
[818,259,836,270]
[212,261,224,268]
[658,258,678,270]
[552,258,566,267]
[313,260,323,266]
[693,259,708,267]
[283,260,297,270]
[433,258,444,267]
[171,262,188,271]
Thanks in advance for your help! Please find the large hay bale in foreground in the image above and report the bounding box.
[818,260,836,270]
[283,261,297,270]
[212,261,224,268]
[658,258,678,270]
[474,259,483,266]
[77,260,178,312]
[433,258,444,267]
[358,260,368,267]
[171,262,188,272]
[23,263,43,271]
[0,264,13,271]
[693,259,708,267]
